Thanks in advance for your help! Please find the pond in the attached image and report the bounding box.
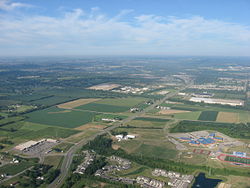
[192,173,222,188]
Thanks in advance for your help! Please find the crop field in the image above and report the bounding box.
[239,112,250,123]
[75,97,146,113]
[32,96,74,106]
[174,111,201,120]
[159,109,190,115]
[57,98,100,109]
[76,103,130,113]
[134,117,170,122]
[26,107,97,128]
[94,97,147,107]
[198,111,218,121]
[0,121,79,146]
[216,112,239,123]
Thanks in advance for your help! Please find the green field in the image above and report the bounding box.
[133,144,177,159]
[76,97,147,113]
[76,103,130,113]
[32,96,74,106]
[0,121,79,145]
[225,156,250,165]
[174,111,201,120]
[94,97,146,106]
[134,117,170,122]
[26,107,97,128]
[0,160,35,175]
[198,111,218,121]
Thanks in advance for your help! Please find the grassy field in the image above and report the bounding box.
[43,156,64,169]
[94,97,146,107]
[134,117,170,122]
[0,160,35,175]
[134,143,177,159]
[239,112,250,123]
[32,96,74,106]
[76,103,130,113]
[26,107,97,128]
[76,97,147,113]
[0,121,79,148]
[174,111,201,120]
[198,111,218,121]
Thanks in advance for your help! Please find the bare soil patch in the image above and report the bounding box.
[57,98,100,109]
[87,83,121,91]
[112,144,120,150]
[158,109,190,115]
[216,112,239,123]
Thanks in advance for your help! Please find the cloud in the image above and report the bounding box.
[0,8,250,56]
[0,0,32,11]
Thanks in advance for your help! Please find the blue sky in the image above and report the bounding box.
[0,0,250,56]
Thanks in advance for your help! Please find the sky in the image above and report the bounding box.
[0,0,250,56]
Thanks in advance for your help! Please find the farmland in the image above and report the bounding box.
[57,98,100,109]
[198,111,218,121]
[26,107,98,128]
[216,112,239,123]
[76,97,147,113]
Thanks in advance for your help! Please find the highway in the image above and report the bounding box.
[48,83,191,188]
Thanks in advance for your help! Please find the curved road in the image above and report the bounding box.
[48,83,191,188]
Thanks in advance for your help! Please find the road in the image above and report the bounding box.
[48,83,191,188]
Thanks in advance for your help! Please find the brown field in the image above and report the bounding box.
[48,110,71,114]
[87,83,121,91]
[216,112,239,123]
[74,123,106,130]
[158,109,190,115]
[57,98,100,109]
[112,144,120,150]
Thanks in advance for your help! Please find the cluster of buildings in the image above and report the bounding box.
[189,84,245,91]
[74,151,95,174]
[155,105,170,110]
[95,156,134,184]
[15,138,58,152]
[101,118,117,122]
[130,108,140,113]
[115,134,136,142]
[136,176,165,188]
[179,133,223,147]
[189,97,244,106]
[152,169,194,188]
[233,151,247,158]
[113,86,149,94]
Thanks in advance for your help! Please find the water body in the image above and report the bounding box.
[192,173,222,188]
